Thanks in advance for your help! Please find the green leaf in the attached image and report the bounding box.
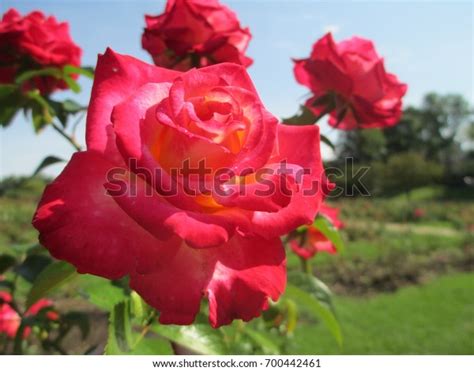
[131,338,173,355]
[63,74,81,93]
[320,134,336,152]
[105,301,133,354]
[284,282,343,347]
[48,99,86,127]
[151,320,227,355]
[282,105,317,126]
[15,67,62,84]
[313,215,345,253]
[78,275,127,311]
[25,90,55,132]
[62,99,85,113]
[283,298,298,334]
[14,254,52,283]
[0,84,22,127]
[33,155,65,176]
[242,327,280,355]
[287,271,333,311]
[0,254,16,274]
[0,84,18,99]
[130,291,145,320]
[63,65,94,79]
[26,261,77,308]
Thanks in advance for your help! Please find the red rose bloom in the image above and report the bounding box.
[0,8,82,94]
[33,49,326,327]
[0,292,56,338]
[294,33,407,130]
[142,0,252,71]
[290,203,343,260]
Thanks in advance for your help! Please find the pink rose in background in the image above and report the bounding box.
[142,0,252,70]
[294,33,407,130]
[0,292,19,338]
[290,203,344,260]
[0,292,56,339]
[0,8,82,95]
[33,49,326,327]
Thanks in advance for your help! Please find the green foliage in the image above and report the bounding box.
[373,152,443,195]
[106,301,133,354]
[77,275,128,312]
[282,105,317,125]
[285,275,342,347]
[26,261,77,309]
[0,65,92,131]
[0,84,23,127]
[0,254,16,274]
[334,93,473,191]
[14,254,52,283]
[313,215,345,253]
[33,156,65,176]
[338,128,387,163]
[152,318,228,355]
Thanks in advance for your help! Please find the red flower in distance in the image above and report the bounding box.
[290,203,343,260]
[0,292,56,339]
[294,33,407,130]
[0,8,82,95]
[0,292,19,338]
[413,208,426,219]
[33,49,326,327]
[142,0,252,71]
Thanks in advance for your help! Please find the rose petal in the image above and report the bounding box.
[86,48,180,164]
[130,234,286,327]
[32,151,172,279]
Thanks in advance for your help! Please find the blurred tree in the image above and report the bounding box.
[372,152,443,197]
[384,107,425,157]
[338,93,472,162]
[418,93,472,175]
[337,129,387,163]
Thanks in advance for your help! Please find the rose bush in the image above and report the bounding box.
[293,33,407,130]
[290,204,344,259]
[32,49,326,328]
[0,8,81,95]
[142,0,252,70]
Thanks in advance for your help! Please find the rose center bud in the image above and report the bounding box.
[188,94,247,154]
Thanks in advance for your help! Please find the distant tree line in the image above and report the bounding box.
[328,93,474,197]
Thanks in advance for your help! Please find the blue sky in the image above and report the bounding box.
[1,0,472,177]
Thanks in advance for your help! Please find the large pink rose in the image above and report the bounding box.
[294,33,407,130]
[142,0,252,70]
[33,49,326,327]
[0,8,82,95]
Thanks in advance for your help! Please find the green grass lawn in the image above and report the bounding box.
[289,272,474,354]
